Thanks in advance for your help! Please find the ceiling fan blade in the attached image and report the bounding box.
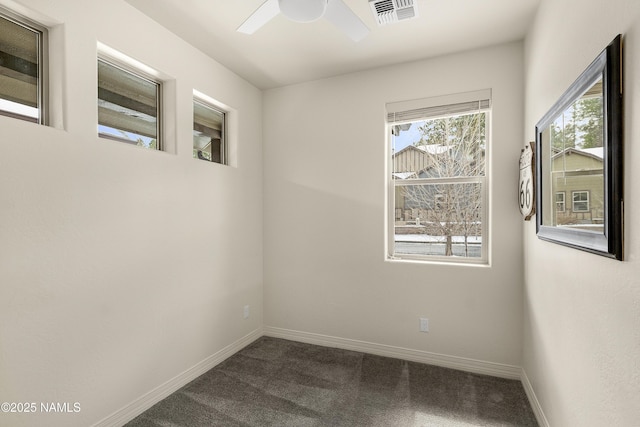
[237,0,281,34]
[324,0,369,42]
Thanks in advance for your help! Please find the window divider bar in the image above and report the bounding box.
[394,176,485,186]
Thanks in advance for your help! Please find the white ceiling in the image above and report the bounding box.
[124,0,540,90]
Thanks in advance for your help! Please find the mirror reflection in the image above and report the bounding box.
[540,77,604,234]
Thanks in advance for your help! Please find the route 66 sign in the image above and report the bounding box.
[519,141,535,220]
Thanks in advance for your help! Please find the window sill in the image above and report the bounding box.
[385,255,490,268]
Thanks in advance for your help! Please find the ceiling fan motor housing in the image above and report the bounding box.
[278,0,328,23]
[237,0,369,42]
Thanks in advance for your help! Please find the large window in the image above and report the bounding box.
[98,58,161,149]
[193,98,226,164]
[387,90,490,263]
[0,8,47,123]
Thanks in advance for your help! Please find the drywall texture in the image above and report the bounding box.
[0,1,263,426]
[263,43,525,368]
[523,0,640,425]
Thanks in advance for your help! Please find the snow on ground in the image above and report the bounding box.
[395,234,482,243]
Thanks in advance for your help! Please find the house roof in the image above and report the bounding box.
[392,172,417,180]
[578,147,604,159]
[392,144,451,157]
[552,147,603,162]
[416,144,452,155]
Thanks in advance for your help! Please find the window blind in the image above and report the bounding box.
[386,89,491,123]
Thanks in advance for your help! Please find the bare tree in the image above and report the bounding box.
[395,112,485,257]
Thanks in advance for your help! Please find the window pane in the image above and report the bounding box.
[389,96,490,263]
[555,192,565,212]
[552,164,602,226]
[0,13,41,122]
[572,191,590,213]
[392,112,486,178]
[544,78,604,228]
[394,183,483,258]
[98,59,159,148]
[193,100,225,164]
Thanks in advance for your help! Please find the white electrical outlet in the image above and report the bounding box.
[419,317,429,332]
[243,305,250,319]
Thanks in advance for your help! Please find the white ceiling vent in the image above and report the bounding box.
[369,0,418,26]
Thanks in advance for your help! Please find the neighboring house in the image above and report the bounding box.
[392,144,449,174]
[393,144,481,238]
[551,147,604,230]
[392,144,451,223]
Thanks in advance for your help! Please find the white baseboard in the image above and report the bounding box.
[92,328,263,427]
[263,326,522,380]
[521,368,550,427]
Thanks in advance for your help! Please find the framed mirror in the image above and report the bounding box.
[535,35,623,260]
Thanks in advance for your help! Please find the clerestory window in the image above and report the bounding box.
[98,57,161,149]
[193,98,226,164]
[0,8,47,124]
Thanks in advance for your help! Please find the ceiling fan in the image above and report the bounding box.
[237,0,370,42]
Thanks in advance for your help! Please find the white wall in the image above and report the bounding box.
[523,0,640,425]
[11,0,639,424]
[0,1,263,426]
[263,42,525,368]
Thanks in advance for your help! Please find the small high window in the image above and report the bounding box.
[193,98,226,164]
[0,9,47,123]
[98,58,161,149]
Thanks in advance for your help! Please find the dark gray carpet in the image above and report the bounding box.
[126,337,538,426]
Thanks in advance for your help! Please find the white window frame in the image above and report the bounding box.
[572,190,590,212]
[386,90,491,265]
[0,6,48,124]
[555,191,566,212]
